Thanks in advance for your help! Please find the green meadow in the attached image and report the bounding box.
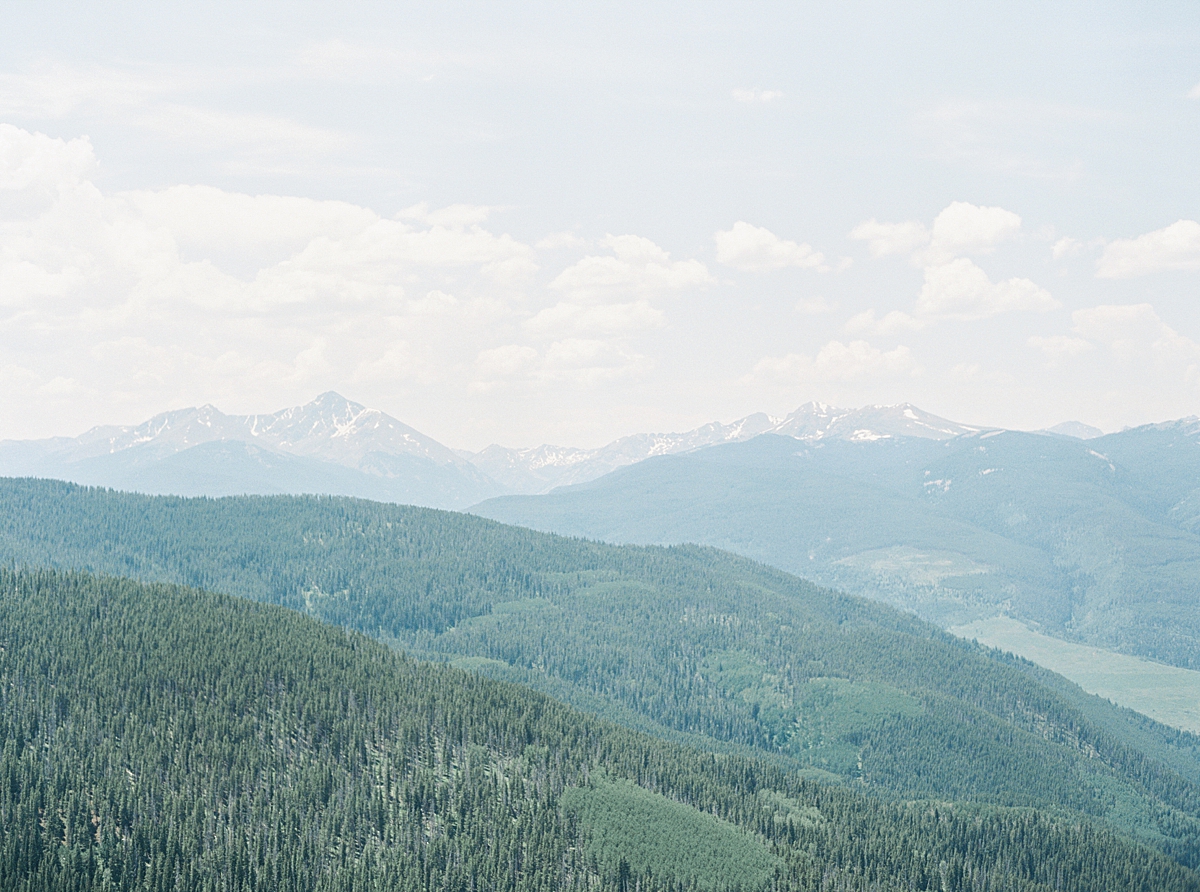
[952,616,1200,734]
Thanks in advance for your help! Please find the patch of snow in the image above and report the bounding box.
[849,429,888,441]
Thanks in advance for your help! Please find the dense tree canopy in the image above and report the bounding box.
[1,567,1195,891]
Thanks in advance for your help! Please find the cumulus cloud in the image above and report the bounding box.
[124,185,377,257]
[916,259,1058,320]
[1051,237,1083,259]
[927,201,1021,258]
[849,219,929,258]
[550,234,712,300]
[0,123,96,190]
[1096,220,1200,278]
[714,221,825,272]
[749,340,917,384]
[541,338,649,384]
[843,309,925,335]
[845,201,1047,329]
[0,123,692,433]
[1072,303,1200,366]
[850,201,1022,266]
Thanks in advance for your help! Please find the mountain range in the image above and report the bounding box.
[0,392,1017,507]
[13,389,1200,673]
[474,420,1200,673]
[467,401,985,492]
[0,392,501,508]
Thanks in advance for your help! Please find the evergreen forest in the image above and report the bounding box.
[2,478,1200,878]
[0,567,1195,892]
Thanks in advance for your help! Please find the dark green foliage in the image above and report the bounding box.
[4,479,1200,864]
[0,567,1196,891]
[561,773,781,892]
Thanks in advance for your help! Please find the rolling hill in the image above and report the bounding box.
[2,566,1190,891]
[473,424,1200,671]
[3,479,1200,865]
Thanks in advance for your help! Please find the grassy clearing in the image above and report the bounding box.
[562,774,781,892]
[951,616,1200,733]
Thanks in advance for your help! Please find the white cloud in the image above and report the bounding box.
[849,219,929,258]
[843,309,926,335]
[124,185,377,256]
[550,234,712,300]
[0,124,712,434]
[1028,335,1094,360]
[1051,237,1083,259]
[1072,303,1200,369]
[749,339,917,384]
[731,89,783,103]
[1062,303,1200,394]
[1189,83,1200,100]
[915,259,1057,320]
[714,221,824,272]
[850,201,1021,265]
[541,338,648,384]
[398,203,493,228]
[927,201,1021,259]
[1096,220,1200,278]
[0,123,96,191]
[854,202,1022,268]
[849,203,1048,328]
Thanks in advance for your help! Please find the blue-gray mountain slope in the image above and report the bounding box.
[473,423,1200,670]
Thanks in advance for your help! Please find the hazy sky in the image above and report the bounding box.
[2,2,1200,448]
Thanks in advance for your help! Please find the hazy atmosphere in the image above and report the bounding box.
[3,2,1200,447]
[10,8,1200,890]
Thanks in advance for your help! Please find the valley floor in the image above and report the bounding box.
[951,616,1200,733]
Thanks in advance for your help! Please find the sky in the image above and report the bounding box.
[1,1,1200,449]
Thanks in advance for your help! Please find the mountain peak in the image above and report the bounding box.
[308,391,362,412]
[771,402,977,442]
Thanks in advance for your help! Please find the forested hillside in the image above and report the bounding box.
[4,479,1200,866]
[0,567,1195,892]
[475,427,1200,668]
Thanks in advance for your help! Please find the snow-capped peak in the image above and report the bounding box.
[42,393,470,475]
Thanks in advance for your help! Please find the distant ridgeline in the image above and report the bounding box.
[474,424,1200,670]
[0,567,1195,892]
[4,479,1200,874]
